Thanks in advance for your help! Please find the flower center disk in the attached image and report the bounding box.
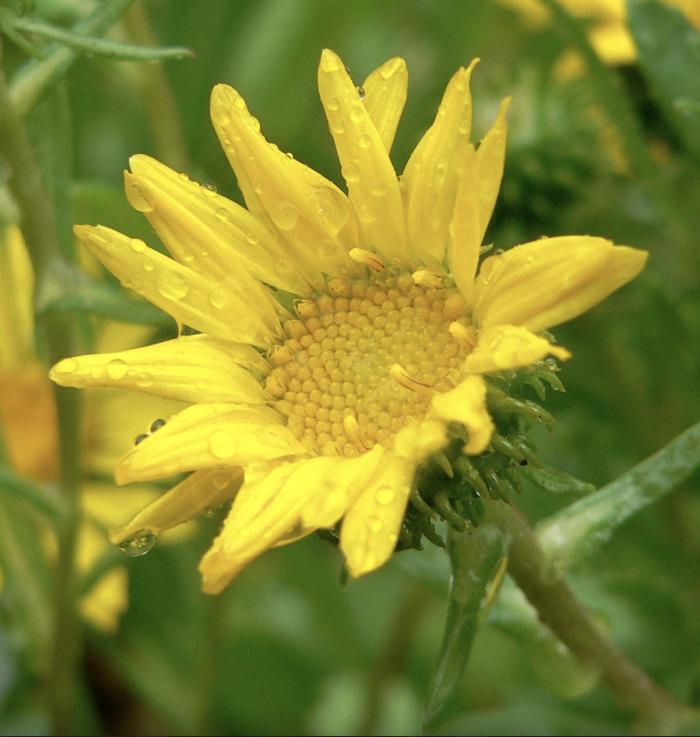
[265,274,470,457]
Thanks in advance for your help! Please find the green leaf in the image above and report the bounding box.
[11,15,195,61]
[0,464,64,521]
[9,0,135,115]
[43,274,171,327]
[0,496,52,673]
[537,420,700,572]
[628,0,700,162]
[423,523,507,726]
[536,0,655,180]
[488,579,598,699]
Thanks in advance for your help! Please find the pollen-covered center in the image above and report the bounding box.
[264,274,472,457]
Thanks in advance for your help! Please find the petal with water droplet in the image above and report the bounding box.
[317,49,408,267]
[50,334,268,403]
[209,84,358,284]
[109,467,244,546]
[340,451,413,578]
[361,57,408,152]
[127,156,309,296]
[74,224,277,346]
[402,61,478,265]
[115,403,306,484]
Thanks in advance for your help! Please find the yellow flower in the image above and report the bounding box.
[498,0,700,65]
[0,225,179,631]
[50,50,646,593]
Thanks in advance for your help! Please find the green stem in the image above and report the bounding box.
[123,1,190,171]
[360,582,429,736]
[487,500,690,734]
[0,66,82,735]
[10,0,136,115]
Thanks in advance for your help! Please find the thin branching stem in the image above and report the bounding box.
[487,500,691,735]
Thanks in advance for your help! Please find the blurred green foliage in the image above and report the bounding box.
[1,0,699,734]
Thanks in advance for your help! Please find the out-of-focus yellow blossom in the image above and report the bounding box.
[0,225,180,631]
[51,50,646,593]
[498,0,700,65]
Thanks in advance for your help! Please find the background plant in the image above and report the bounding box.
[0,0,699,735]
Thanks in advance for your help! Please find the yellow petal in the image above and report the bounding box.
[75,225,278,346]
[317,49,409,266]
[125,172,288,325]
[447,144,480,303]
[115,403,306,484]
[362,57,408,151]
[465,324,571,374]
[0,226,34,369]
[475,97,510,244]
[199,458,323,592]
[340,452,414,578]
[300,445,386,529]
[431,375,494,454]
[474,236,648,333]
[402,61,478,265]
[127,154,310,296]
[393,419,447,462]
[109,467,243,545]
[50,335,267,404]
[210,84,359,286]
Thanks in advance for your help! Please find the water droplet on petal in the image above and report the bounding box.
[212,472,231,491]
[157,271,189,300]
[313,185,349,235]
[349,104,364,123]
[358,134,371,149]
[209,429,237,459]
[136,372,153,388]
[127,181,154,213]
[118,530,157,557]
[201,183,217,197]
[269,201,299,231]
[366,516,383,533]
[215,208,228,222]
[211,103,231,126]
[343,162,360,183]
[375,485,395,505]
[106,358,128,380]
[327,96,340,111]
[209,287,230,309]
[321,52,341,73]
[357,85,366,100]
[130,239,147,253]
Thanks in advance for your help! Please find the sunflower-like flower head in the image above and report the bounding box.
[50,50,646,593]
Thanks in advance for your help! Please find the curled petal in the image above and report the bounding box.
[474,236,648,333]
[431,375,493,454]
[109,467,243,545]
[465,324,570,374]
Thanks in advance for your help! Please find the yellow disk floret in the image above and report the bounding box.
[264,274,470,457]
